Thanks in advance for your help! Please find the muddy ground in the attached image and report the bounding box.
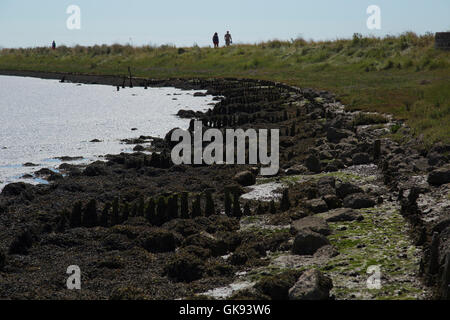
[0,72,449,300]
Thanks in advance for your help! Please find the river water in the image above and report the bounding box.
[0,75,214,190]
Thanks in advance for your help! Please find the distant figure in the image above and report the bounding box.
[225,31,233,46]
[213,33,219,48]
[52,40,56,50]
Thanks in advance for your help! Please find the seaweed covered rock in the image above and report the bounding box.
[288,269,333,300]
[83,161,108,176]
[254,270,303,300]
[140,228,177,253]
[9,230,34,255]
[1,182,35,200]
[165,252,204,282]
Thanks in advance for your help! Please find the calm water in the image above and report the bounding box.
[0,75,214,190]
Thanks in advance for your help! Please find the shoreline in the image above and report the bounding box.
[0,73,448,300]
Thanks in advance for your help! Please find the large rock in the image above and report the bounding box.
[305,154,321,173]
[322,208,364,222]
[140,229,177,253]
[352,153,371,165]
[83,161,108,176]
[292,229,330,255]
[233,171,256,186]
[288,269,333,300]
[327,127,353,143]
[291,216,331,236]
[336,182,363,199]
[428,165,450,186]
[285,164,308,175]
[1,182,35,199]
[304,199,328,213]
[343,193,376,209]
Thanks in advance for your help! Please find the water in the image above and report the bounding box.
[0,75,215,190]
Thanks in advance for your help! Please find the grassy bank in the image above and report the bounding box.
[1,32,449,145]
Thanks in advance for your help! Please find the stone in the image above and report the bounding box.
[291,216,331,236]
[352,153,371,165]
[428,165,450,186]
[323,194,342,209]
[343,193,376,209]
[305,154,321,173]
[327,127,352,143]
[288,269,333,300]
[233,171,256,186]
[336,182,363,199]
[305,199,329,213]
[322,208,364,222]
[285,164,308,175]
[292,229,330,255]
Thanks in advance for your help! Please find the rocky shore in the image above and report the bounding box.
[0,72,448,300]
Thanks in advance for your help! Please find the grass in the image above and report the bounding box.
[0,32,449,145]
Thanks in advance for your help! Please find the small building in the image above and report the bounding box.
[435,32,450,50]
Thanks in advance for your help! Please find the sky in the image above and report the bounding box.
[0,0,449,48]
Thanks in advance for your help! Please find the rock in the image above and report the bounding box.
[343,193,376,209]
[83,161,108,176]
[140,229,177,253]
[336,182,363,199]
[427,152,446,166]
[322,208,364,222]
[285,164,308,175]
[165,252,204,282]
[304,199,328,213]
[292,229,330,255]
[254,270,302,300]
[23,162,38,167]
[313,245,339,258]
[90,139,102,143]
[327,127,352,143]
[233,171,256,186]
[133,145,145,152]
[288,269,333,300]
[305,154,321,173]
[428,165,450,186]
[352,153,371,165]
[1,182,35,200]
[193,92,207,97]
[291,216,331,236]
[317,176,336,188]
[323,194,342,209]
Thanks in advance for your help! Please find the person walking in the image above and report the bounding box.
[224,31,232,46]
[52,40,56,50]
[213,33,219,48]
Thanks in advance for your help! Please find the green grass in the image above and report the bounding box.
[1,32,449,145]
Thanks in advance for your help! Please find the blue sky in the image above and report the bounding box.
[0,0,449,48]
